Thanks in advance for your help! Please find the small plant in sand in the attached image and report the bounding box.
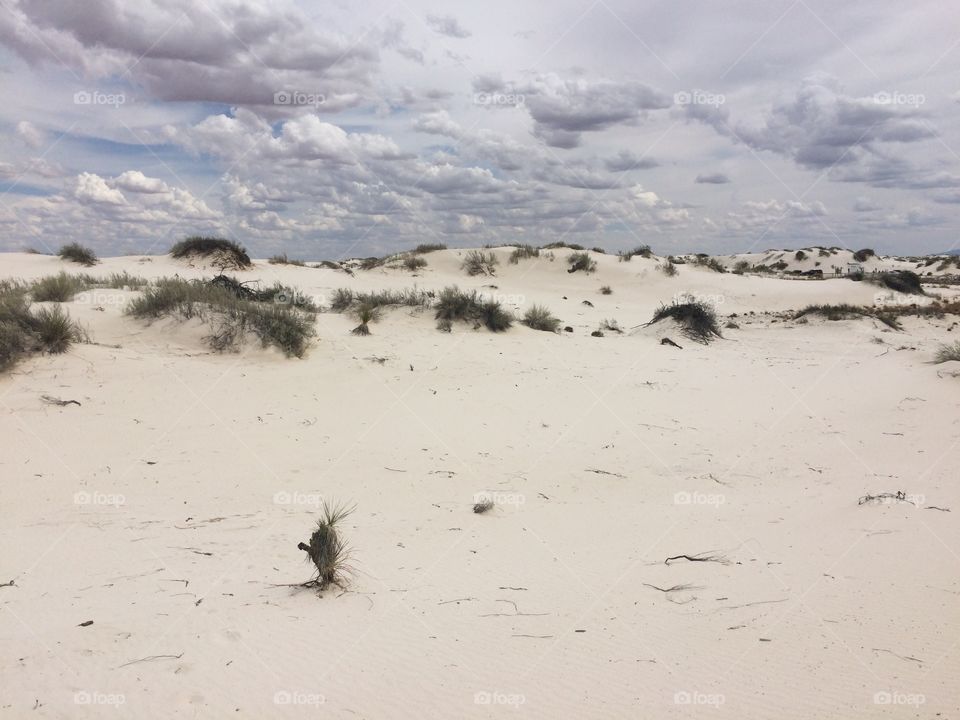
[58,243,98,267]
[351,304,380,335]
[473,498,494,513]
[402,255,428,272]
[509,245,540,263]
[648,299,722,344]
[693,255,726,273]
[567,251,596,274]
[934,341,960,364]
[618,245,652,262]
[793,304,900,330]
[600,318,622,334]
[434,286,512,332]
[462,250,498,276]
[297,501,355,590]
[268,254,306,267]
[599,285,612,295]
[659,259,677,276]
[0,282,86,371]
[522,305,561,332]
[414,243,447,254]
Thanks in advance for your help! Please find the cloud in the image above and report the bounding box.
[853,196,881,212]
[75,173,125,205]
[695,173,730,184]
[604,150,659,172]
[425,14,472,38]
[16,121,44,149]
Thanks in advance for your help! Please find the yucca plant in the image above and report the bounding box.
[351,304,379,335]
[297,501,355,590]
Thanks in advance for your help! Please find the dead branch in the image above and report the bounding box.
[665,552,729,565]
[41,395,81,407]
[858,491,916,506]
[118,653,183,668]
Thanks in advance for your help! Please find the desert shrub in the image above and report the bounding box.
[567,251,596,274]
[599,285,612,295]
[853,248,875,262]
[600,318,622,333]
[793,304,900,330]
[298,501,354,590]
[659,260,678,277]
[329,288,354,312]
[462,250,498,276]
[694,256,726,273]
[351,304,380,336]
[414,243,446,254]
[268,254,306,267]
[434,286,512,332]
[509,245,540,263]
[934,341,960,363]
[31,273,90,302]
[58,243,98,267]
[591,246,607,254]
[540,242,584,251]
[795,250,807,261]
[818,248,831,257]
[0,282,87,370]
[771,260,788,271]
[30,305,84,352]
[618,245,652,262]
[522,305,560,332]
[170,237,251,269]
[648,300,722,344]
[126,278,315,356]
[732,260,750,274]
[402,256,428,272]
[870,270,923,295]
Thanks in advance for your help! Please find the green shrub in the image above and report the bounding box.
[414,243,446,254]
[31,304,85,353]
[509,245,540,263]
[522,305,560,332]
[268,254,306,266]
[852,248,875,263]
[298,501,354,590]
[170,237,251,269]
[462,250,498,276]
[694,256,726,273]
[567,251,596,274]
[618,245,652,262]
[795,250,807,261]
[648,300,721,344]
[58,243,98,267]
[402,256,428,271]
[31,273,90,302]
[659,260,677,276]
[733,260,750,274]
[870,270,923,295]
[541,242,584,251]
[434,286,512,332]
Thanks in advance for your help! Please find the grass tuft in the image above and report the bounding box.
[522,305,560,332]
[435,286,512,332]
[934,341,960,364]
[298,501,354,590]
[567,251,596,274]
[649,300,722,344]
[462,250,498,276]
[170,237,251,270]
[58,243,98,266]
[509,245,540,263]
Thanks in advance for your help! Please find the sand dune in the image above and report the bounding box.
[1,248,958,718]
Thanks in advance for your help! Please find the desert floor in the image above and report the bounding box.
[1,248,958,718]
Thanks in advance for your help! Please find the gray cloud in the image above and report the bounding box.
[695,173,730,184]
[426,14,471,39]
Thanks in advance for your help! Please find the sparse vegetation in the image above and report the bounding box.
[795,250,807,261]
[934,341,960,364]
[351,304,379,335]
[732,260,750,274]
[509,245,540,263]
[0,281,85,371]
[327,287,431,313]
[600,318,622,334]
[567,251,596,274]
[659,259,678,276]
[541,242,584,251]
[297,501,354,591]
[853,248,876,263]
[599,285,612,295]
[30,272,148,302]
[648,300,722,344]
[58,243,98,267]
[618,245,652,262]
[170,237,251,270]
[522,305,561,332]
[869,270,924,295]
[693,255,726,273]
[793,304,900,330]
[434,286,512,332]
[402,255,428,272]
[462,250,499,276]
[268,254,306,267]
[414,243,447,254]
[126,278,315,356]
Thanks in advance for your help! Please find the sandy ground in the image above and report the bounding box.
[1,248,959,718]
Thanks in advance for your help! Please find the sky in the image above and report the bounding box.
[0,0,959,259]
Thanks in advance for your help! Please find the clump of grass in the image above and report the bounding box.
[659,260,677,276]
[599,285,612,295]
[618,245,652,262]
[793,304,900,330]
[268,254,306,267]
[58,243,98,267]
[31,305,85,353]
[567,251,596,274]
[170,237,251,270]
[693,255,726,273]
[462,250,498,276]
[509,245,540,263]
[328,288,431,313]
[126,278,315,356]
[648,300,722,344]
[732,260,750,274]
[853,248,875,263]
[600,318,622,334]
[473,498,494,514]
[934,341,960,364]
[0,282,86,371]
[402,255,428,272]
[414,243,446,254]
[434,286,512,332]
[297,501,354,590]
[522,305,561,332]
[870,270,924,295]
[31,273,90,302]
[351,304,380,336]
[541,242,584,251]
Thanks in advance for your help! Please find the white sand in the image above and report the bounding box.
[1,248,958,718]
